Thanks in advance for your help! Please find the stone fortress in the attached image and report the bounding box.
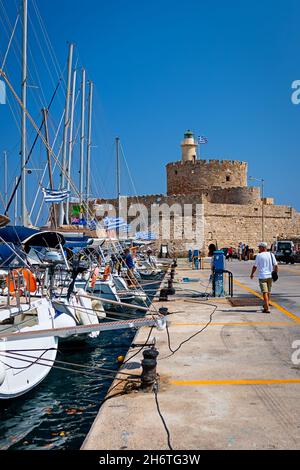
[95,131,300,256]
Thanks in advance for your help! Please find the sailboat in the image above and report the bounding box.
[0,278,58,399]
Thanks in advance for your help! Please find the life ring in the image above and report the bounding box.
[6,268,37,294]
[90,267,100,288]
[102,265,111,281]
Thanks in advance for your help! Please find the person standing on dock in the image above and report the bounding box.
[146,248,157,268]
[237,242,242,261]
[250,242,278,313]
[124,248,136,287]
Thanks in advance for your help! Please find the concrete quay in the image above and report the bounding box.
[82,259,300,450]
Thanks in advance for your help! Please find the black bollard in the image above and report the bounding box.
[141,347,159,391]
[159,288,169,301]
[159,306,169,316]
[167,279,175,295]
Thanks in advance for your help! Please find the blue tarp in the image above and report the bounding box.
[0,226,38,245]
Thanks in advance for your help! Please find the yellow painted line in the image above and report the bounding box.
[171,322,294,327]
[183,298,229,303]
[232,278,300,324]
[171,379,300,386]
[280,267,300,275]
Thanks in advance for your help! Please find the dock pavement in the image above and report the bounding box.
[82,259,300,450]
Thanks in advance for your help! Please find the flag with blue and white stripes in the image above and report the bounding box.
[88,219,97,230]
[119,223,131,234]
[198,136,208,144]
[103,216,128,231]
[135,231,156,241]
[42,188,70,203]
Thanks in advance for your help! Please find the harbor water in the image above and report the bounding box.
[0,281,160,450]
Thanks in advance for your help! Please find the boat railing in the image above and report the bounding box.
[6,269,32,308]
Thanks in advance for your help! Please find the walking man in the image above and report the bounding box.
[250,242,278,313]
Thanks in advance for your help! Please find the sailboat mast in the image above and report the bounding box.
[85,80,93,221]
[65,68,77,223]
[79,68,86,208]
[42,108,57,229]
[3,151,8,208]
[14,177,18,225]
[116,136,120,211]
[59,42,74,226]
[21,0,28,227]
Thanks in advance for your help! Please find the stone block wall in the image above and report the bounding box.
[204,203,300,253]
[204,186,260,205]
[166,159,247,195]
[91,195,300,257]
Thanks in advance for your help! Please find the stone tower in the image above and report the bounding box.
[167,130,249,197]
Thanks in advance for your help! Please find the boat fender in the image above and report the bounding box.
[77,289,100,338]
[102,265,111,281]
[91,299,106,319]
[90,267,100,289]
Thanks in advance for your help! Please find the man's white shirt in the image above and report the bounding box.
[254,252,278,279]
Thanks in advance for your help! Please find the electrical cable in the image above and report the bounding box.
[160,300,218,360]
[153,381,173,451]
[122,324,155,365]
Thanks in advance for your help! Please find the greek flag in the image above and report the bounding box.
[120,223,131,233]
[103,216,128,231]
[42,188,70,203]
[135,231,156,241]
[88,219,97,230]
[198,136,208,144]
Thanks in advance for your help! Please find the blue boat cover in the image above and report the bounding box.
[0,226,38,244]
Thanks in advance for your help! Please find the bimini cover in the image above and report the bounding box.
[0,225,38,244]
[0,243,26,267]
[0,215,10,229]
[22,231,66,254]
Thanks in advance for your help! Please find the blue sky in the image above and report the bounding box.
[0,0,300,224]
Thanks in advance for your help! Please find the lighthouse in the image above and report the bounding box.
[181,130,198,162]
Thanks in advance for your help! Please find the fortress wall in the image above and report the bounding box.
[203,202,300,252]
[92,196,300,256]
[204,186,260,205]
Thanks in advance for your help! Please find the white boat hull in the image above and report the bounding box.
[0,297,58,399]
[0,335,58,399]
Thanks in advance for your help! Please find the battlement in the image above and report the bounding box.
[167,159,247,167]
